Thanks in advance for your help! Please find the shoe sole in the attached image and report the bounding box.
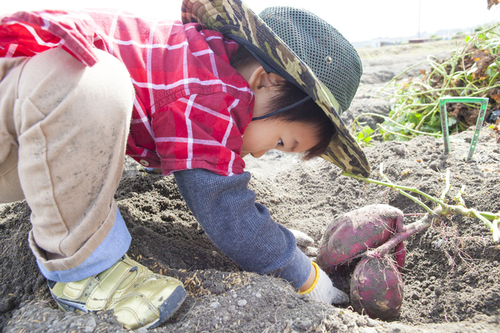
[148,285,188,329]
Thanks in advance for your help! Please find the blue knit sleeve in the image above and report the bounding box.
[173,168,311,289]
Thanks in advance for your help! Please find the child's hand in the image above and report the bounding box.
[300,262,349,304]
[289,229,318,257]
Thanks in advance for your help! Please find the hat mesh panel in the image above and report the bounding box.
[259,7,362,113]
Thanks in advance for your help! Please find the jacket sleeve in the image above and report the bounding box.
[173,168,311,289]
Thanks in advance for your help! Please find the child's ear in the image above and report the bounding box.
[247,66,286,91]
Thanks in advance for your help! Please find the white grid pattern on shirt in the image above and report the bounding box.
[20,10,249,175]
[155,137,222,146]
[107,12,119,56]
[6,44,17,57]
[3,21,60,48]
[184,95,197,170]
[131,77,252,94]
[222,99,239,147]
[117,23,251,166]
[132,97,154,139]
[147,20,158,115]
[223,99,240,176]
[153,94,240,176]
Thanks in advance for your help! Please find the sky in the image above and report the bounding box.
[1,0,499,42]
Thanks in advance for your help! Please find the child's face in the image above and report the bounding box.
[241,119,319,158]
[240,65,320,158]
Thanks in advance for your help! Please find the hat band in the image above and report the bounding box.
[251,95,311,121]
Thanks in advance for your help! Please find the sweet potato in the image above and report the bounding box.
[350,255,403,320]
[317,204,406,270]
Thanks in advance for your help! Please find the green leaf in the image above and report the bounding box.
[422,125,440,132]
[407,115,420,127]
[357,125,374,144]
[428,114,441,127]
[448,116,457,127]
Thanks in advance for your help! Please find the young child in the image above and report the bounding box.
[0,0,370,329]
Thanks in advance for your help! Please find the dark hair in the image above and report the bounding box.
[230,46,336,160]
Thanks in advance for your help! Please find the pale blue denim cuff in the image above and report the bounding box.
[38,209,131,283]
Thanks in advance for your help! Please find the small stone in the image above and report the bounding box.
[366,318,377,327]
[84,317,97,331]
[432,238,444,249]
[391,324,406,333]
[227,305,236,313]
[255,292,262,298]
[298,320,313,330]
[214,283,225,294]
[237,299,247,307]
[363,328,377,333]
[392,146,405,156]
[356,317,367,327]
[472,314,490,323]
[210,301,221,309]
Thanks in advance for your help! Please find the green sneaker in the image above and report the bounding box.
[48,255,187,329]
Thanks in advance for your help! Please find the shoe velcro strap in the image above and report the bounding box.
[87,260,134,310]
[63,277,92,299]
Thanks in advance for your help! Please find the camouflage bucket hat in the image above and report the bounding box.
[182,0,371,177]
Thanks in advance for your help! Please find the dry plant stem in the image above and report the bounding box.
[351,113,442,138]
[378,59,428,93]
[342,171,436,213]
[376,124,413,140]
[453,185,466,206]
[370,205,500,259]
[440,169,451,202]
[341,164,500,241]
[494,217,500,242]
[378,164,435,214]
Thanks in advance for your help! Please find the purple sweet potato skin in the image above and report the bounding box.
[317,204,404,269]
[350,256,403,321]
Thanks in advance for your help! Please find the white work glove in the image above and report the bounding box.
[301,262,349,305]
[289,229,318,257]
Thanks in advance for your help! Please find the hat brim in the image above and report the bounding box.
[182,0,370,177]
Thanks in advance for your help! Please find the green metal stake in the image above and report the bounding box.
[439,97,489,161]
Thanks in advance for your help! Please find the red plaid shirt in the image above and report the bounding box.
[0,10,254,176]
